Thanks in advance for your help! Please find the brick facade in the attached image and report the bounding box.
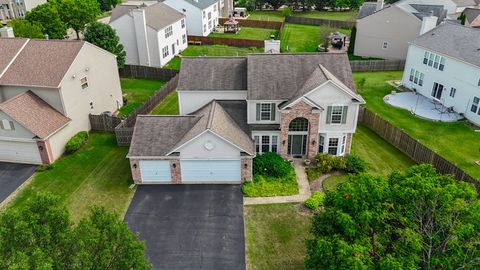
[37,140,54,164]
[129,159,142,184]
[170,159,182,184]
[241,158,252,181]
[280,100,320,160]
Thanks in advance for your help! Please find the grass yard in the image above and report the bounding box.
[119,78,166,117]
[164,45,262,70]
[9,133,135,224]
[354,72,480,179]
[245,203,311,270]
[248,10,285,21]
[293,10,357,21]
[281,23,350,52]
[242,172,298,197]
[150,91,179,115]
[209,26,278,40]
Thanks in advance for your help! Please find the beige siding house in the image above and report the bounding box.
[0,38,123,164]
[355,0,447,60]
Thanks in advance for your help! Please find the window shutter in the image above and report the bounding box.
[342,106,348,124]
[270,103,276,121]
[256,103,261,121]
[326,106,332,124]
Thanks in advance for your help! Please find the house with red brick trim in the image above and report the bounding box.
[127,53,365,184]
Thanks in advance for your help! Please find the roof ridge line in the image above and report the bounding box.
[0,38,30,79]
[206,100,216,129]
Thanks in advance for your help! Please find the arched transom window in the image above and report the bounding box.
[289,117,309,132]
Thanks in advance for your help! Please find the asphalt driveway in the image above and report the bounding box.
[125,185,245,270]
[0,162,36,204]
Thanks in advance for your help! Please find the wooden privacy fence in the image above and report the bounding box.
[119,65,179,81]
[188,35,265,48]
[89,114,121,132]
[114,74,180,146]
[350,59,406,72]
[358,107,480,193]
[286,16,354,29]
[219,17,284,29]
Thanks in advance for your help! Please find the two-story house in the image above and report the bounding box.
[0,38,123,164]
[161,0,219,36]
[402,22,480,126]
[110,2,188,67]
[0,0,46,20]
[127,53,365,184]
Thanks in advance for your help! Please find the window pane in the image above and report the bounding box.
[262,136,269,153]
[289,118,309,131]
[331,106,343,124]
[318,135,324,153]
[254,136,260,153]
[271,136,278,153]
[328,138,339,155]
[260,103,271,120]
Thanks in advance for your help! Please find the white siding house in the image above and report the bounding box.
[110,2,188,67]
[0,0,46,19]
[162,0,220,36]
[402,23,480,125]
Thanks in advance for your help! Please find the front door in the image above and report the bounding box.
[288,134,307,157]
[432,82,444,100]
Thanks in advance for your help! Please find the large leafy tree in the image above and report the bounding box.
[0,193,151,269]
[83,22,126,68]
[25,3,67,39]
[54,0,101,40]
[9,19,44,38]
[306,164,480,270]
[97,0,121,12]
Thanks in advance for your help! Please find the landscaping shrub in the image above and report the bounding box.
[315,153,347,173]
[345,154,367,174]
[282,6,293,17]
[253,152,293,178]
[65,131,89,154]
[304,192,324,210]
[305,167,323,182]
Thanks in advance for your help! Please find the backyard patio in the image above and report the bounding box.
[384,91,463,122]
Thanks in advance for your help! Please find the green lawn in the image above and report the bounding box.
[354,71,480,179]
[248,10,285,22]
[9,133,134,223]
[119,78,166,117]
[209,26,278,40]
[293,10,357,21]
[245,203,311,270]
[242,172,298,197]
[164,45,262,70]
[280,23,350,53]
[150,91,179,115]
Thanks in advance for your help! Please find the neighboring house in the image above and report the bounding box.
[355,0,449,60]
[219,0,234,17]
[127,54,365,184]
[109,2,188,67]
[463,7,480,27]
[401,22,480,126]
[451,0,480,17]
[0,38,123,164]
[161,0,220,36]
[0,0,46,20]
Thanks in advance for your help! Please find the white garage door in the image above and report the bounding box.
[0,140,42,164]
[181,160,241,183]
[140,160,171,182]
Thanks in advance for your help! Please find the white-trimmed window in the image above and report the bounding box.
[208,12,212,20]
[182,34,187,44]
[208,20,212,29]
[256,103,276,121]
[328,105,346,124]
[80,77,88,89]
[203,11,205,18]
[1,119,14,131]
[181,19,185,28]
[162,46,169,58]
[165,26,173,38]
[450,87,456,98]
[409,68,424,86]
[382,41,388,49]
[424,51,445,71]
[203,24,207,33]
[254,135,278,154]
[341,135,346,155]
[318,135,325,153]
[328,138,339,155]
[471,97,480,114]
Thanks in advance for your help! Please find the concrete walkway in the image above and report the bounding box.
[244,161,311,205]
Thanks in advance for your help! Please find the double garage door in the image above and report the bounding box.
[139,160,241,184]
[0,140,42,164]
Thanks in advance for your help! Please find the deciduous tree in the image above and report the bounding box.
[306,164,480,270]
[83,22,126,68]
[9,19,44,38]
[25,3,67,39]
[55,0,101,40]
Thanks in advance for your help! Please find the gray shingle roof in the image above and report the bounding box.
[452,0,479,7]
[464,7,480,23]
[178,57,247,91]
[110,2,184,31]
[161,0,218,10]
[128,116,200,157]
[412,22,480,67]
[0,39,84,87]
[410,4,447,24]
[247,53,356,100]
[357,2,378,19]
[128,100,254,157]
